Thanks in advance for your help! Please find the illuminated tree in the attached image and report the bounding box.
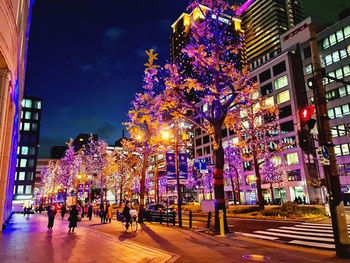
[160,0,250,232]
[227,91,292,210]
[124,50,167,223]
[224,143,243,204]
[261,159,288,204]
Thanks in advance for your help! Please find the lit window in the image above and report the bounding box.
[343,65,350,77]
[338,125,346,137]
[341,144,349,155]
[17,185,24,194]
[25,111,31,120]
[264,96,274,106]
[331,127,338,137]
[329,34,336,46]
[328,109,334,119]
[284,152,299,165]
[24,99,32,108]
[336,30,344,42]
[332,51,340,63]
[274,75,288,90]
[18,172,25,181]
[344,26,350,38]
[20,159,27,167]
[339,87,347,97]
[276,90,290,104]
[342,104,350,116]
[203,103,208,112]
[322,38,329,49]
[25,185,32,194]
[23,123,30,131]
[324,55,332,66]
[334,145,341,156]
[33,100,41,109]
[33,112,39,120]
[305,64,312,74]
[334,106,342,118]
[271,156,282,166]
[340,49,347,59]
[21,146,28,155]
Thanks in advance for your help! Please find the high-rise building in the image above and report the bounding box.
[0,0,35,228]
[13,96,42,208]
[170,4,244,68]
[238,0,304,69]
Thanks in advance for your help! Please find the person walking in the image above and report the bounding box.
[61,205,66,220]
[106,202,112,223]
[68,205,78,232]
[47,206,57,229]
[122,201,132,231]
[87,204,93,221]
[100,202,106,224]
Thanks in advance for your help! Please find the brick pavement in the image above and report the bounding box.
[0,213,175,263]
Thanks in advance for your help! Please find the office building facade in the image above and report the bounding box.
[238,0,304,69]
[13,96,42,207]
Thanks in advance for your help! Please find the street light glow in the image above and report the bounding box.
[161,130,171,140]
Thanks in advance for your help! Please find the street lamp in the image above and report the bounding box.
[161,125,188,228]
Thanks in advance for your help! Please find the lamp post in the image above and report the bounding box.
[161,122,188,228]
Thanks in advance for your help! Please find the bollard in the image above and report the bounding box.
[160,211,163,224]
[206,212,212,229]
[173,212,176,226]
[219,210,226,237]
[166,209,169,227]
[189,211,192,228]
[117,210,120,221]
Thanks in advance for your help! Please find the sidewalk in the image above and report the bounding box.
[78,215,350,263]
[1,213,350,263]
[0,214,175,263]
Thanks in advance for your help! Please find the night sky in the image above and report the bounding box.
[24,0,350,158]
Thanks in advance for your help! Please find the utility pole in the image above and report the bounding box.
[174,126,183,227]
[309,23,350,258]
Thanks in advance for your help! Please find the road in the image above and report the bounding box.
[181,212,350,251]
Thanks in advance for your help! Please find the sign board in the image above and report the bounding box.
[194,159,207,170]
[84,184,90,193]
[202,200,215,212]
[179,153,188,179]
[166,153,176,179]
[321,146,330,160]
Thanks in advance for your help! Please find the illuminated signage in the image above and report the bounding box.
[282,23,308,42]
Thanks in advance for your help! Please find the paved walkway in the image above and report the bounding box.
[0,214,175,263]
[1,213,350,263]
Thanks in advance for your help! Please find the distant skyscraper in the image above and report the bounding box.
[238,0,304,69]
[13,96,42,204]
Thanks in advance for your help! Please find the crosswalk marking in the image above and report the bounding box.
[295,225,338,230]
[254,230,334,242]
[267,228,334,237]
[289,240,335,249]
[301,222,350,227]
[279,226,333,233]
[241,232,279,240]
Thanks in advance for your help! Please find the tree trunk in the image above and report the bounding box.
[100,174,104,204]
[230,175,236,204]
[138,152,149,223]
[119,185,123,207]
[212,121,229,233]
[253,157,264,210]
[270,183,274,203]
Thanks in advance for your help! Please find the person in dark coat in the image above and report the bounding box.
[122,201,132,230]
[100,202,107,224]
[87,204,93,220]
[69,205,78,232]
[47,206,57,229]
[61,205,66,220]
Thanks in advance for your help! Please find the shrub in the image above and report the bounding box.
[226,205,259,214]
[262,202,325,218]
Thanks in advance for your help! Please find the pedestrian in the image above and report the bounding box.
[47,205,57,229]
[68,205,78,232]
[122,201,132,231]
[100,202,106,224]
[87,204,93,220]
[106,202,112,223]
[61,205,66,220]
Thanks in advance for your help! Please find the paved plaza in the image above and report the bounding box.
[1,213,350,262]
